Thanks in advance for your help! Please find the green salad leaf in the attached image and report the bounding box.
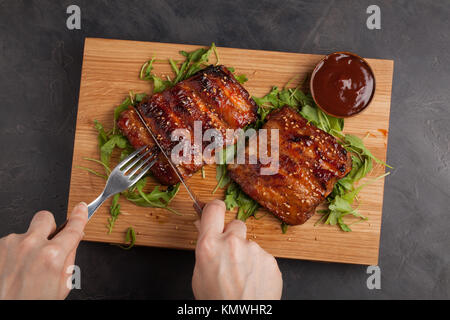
[139,43,247,96]
[124,178,181,215]
[99,134,128,167]
[108,193,121,234]
[141,43,219,89]
[113,96,133,134]
[119,227,136,250]
[224,182,259,222]
[235,74,248,84]
[281,222,288,234]
[212,145,235,194]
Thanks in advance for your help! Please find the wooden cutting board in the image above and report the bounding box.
[68,38,393,265]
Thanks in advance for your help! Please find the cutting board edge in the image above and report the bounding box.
[84,37,395,64]
[80,237,378,266]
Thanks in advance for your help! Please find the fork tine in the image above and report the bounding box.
[127,151,158,178]
[115,145,147,169]
[130,157,158,184]
[121,148,154,173]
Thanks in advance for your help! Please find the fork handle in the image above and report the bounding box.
[47,193,110,240]
[87,192,110,220]
[48,220,68,240]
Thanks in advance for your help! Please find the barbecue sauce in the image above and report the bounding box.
[311,52,375,118]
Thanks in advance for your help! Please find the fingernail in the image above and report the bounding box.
[194,220,200,231]
[75,202,88,216]
[206,199,226,210]
[78,202,88,209]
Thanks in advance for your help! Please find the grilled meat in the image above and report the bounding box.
[227,106,352,225]
[117,65,258,185]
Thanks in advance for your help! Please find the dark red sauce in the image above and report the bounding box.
[378,128,388,137]
[311,52,375,118]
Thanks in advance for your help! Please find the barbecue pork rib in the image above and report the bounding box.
[227,106,352,225]
[117,65,258,185]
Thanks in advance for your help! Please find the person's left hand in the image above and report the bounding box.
[0,202,88,300]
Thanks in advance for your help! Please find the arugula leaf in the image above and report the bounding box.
[100,134,128,167]
[224,182,259,222]
[236,195,259,221]
[212,43,220,65]
[253,86,281,108]
[224,183,239,211]
[281,222,288,234]
[290,88,314,106]
[97,92,146,172]
[151,75,172,93]
[82,157,111,176]
[235,74,248,84]
[119,143,135,162]
[94,120,108,148]
[140,43,220,94]
[119,227,136,250]
[113,97,132,134]
[124,179,181,215]
[329,195,354,213]
[298,102,343,133]
[113,92,147,138]
[140,57,156,80]
[343,134,391,168]
[319,193,368,231]
[107,193,121,234]
[134,93,147,103]
[212,145,235,193]
[212,164,230,194]
[174,44,216,83]
[299,104,320,124]
[76,166,107,180]
[169,58,180,76]
[338,220,352,232]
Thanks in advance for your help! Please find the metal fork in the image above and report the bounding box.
[48,146,158,239]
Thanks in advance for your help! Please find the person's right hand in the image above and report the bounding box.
[192,200,283,300]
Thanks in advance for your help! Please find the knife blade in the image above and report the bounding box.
[133,106,205,217]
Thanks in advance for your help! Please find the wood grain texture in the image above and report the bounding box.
[68,38,394,265]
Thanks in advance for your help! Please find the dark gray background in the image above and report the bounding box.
[0,0,448,299]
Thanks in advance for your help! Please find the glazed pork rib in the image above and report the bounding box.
[117,65,258,185]
[227,106,352,225]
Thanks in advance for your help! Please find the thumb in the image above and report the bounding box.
[197,200,226,239]
[53,202,88,253]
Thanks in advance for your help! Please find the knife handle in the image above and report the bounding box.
[48,219,68,240]
[193,201,205,218]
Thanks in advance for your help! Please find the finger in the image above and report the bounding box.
[53,202,88,253]
[223,219,247,239]
[27,210,56,237]
[198,199,226,239]
[193,220,200,231]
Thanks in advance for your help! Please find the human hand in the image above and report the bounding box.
[0,202,88,300]
[192,200,282,300]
